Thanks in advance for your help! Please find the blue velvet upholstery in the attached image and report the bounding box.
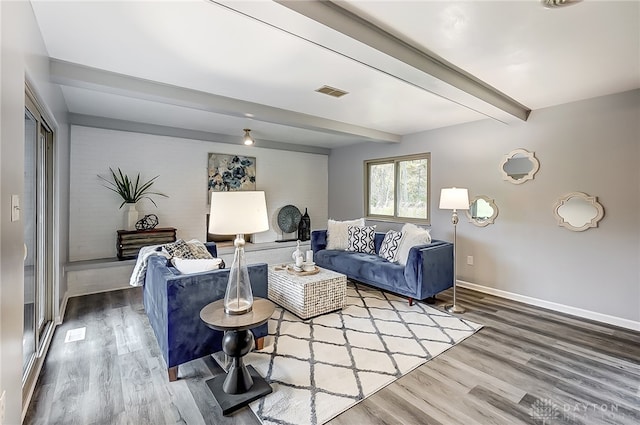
[143,242,269,374]
[312,230,453,301]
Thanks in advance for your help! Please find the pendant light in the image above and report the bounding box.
[243,129,255,146]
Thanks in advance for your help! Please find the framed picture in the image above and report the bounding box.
[207,153,256,200]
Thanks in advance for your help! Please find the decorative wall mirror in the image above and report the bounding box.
[553,192,604,232]
[500,148,540,184]
[466,195,498,227]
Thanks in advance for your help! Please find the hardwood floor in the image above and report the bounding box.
[25,286,640,425]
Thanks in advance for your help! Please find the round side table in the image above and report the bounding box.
[200,298,275,416]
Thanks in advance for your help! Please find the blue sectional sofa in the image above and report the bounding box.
[143,242,269,381]
[311,230,454,304]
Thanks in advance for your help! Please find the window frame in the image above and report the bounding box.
[364,153,431,225]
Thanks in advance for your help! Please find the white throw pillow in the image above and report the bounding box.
[326,218,365,250]
[171,257,223,274]
[396,223,432,266]
[378,230,405,262]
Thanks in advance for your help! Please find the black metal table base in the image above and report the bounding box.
[206,365,272,416]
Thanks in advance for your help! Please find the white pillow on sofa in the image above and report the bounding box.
[326,218,365,250]
[171,257,223,274]
[396,223,432,266]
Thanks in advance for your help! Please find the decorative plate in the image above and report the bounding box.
[286,265,320,276]
[277,205,302,233]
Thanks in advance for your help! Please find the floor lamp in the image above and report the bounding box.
[209,191,269,315]
[439,187,469,314]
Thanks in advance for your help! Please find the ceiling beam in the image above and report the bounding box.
[68,113,331,155]
[276,0,531,122]
[50,59,401,143]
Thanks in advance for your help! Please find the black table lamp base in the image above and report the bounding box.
[206,365,272,415]
[206,329,272,415]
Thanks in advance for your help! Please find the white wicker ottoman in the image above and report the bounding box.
[268,266,347,319]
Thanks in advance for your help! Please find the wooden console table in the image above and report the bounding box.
[116,227,176,260]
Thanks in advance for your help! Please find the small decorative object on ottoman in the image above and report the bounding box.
[268,265,347,319]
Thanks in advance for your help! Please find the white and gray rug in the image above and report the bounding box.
[244,282,482,425]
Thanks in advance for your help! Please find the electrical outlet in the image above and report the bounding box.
[467,255,474,265]
[11,195,20,222]
[0,389,6,425]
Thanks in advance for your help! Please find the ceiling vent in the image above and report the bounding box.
[315,85,349,98]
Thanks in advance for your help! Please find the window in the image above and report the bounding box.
[365,153,431,224]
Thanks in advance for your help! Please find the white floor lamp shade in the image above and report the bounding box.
[209,191,269,315]
[439,187,470,211]
[439,187,469,314]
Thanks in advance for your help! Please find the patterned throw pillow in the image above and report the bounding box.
[346,225,376,254]
[163,239,214,259]
[378,230,404,262]
[162,239,193,258]
[185,239,214,259]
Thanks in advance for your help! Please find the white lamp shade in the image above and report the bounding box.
[439,187,470,210]
[209,191,269,235]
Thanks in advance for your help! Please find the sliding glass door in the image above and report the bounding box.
[23,88,54,383]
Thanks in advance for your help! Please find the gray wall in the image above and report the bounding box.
[0,1,69,422]
[68,125,328,262]
[329,90,640,326]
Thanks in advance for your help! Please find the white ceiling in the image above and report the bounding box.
[31,0,640,150]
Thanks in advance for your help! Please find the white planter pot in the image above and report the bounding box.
[125,203,139,230]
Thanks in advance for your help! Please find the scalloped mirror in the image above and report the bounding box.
[553,192,604,232]
[466,195,498,227]
[500,149,540,184]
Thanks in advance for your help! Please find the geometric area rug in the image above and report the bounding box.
[243,281,483,425]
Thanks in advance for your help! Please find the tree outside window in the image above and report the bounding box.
[365,153,431,224]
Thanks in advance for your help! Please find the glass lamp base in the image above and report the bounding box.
[224,242,254,315]
[224,299,253,315]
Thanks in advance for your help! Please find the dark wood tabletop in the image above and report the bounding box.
[200,298,275,332]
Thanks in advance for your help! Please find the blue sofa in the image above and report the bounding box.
[143,242,269,381]
[311,230,454,304]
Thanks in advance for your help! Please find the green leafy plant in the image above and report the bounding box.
[98,167,168,208]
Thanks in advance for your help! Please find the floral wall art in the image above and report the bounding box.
[207,153,256,199]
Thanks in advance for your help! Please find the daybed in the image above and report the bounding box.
[143,242,268,381]
[311,229,454,304]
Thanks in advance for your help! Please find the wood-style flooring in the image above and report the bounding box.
[25,285,640,425]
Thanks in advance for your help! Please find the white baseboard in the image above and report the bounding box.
[68,284,133,298]
[457,280,640,332]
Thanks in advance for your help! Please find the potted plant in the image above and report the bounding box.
[98,167,168,230]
